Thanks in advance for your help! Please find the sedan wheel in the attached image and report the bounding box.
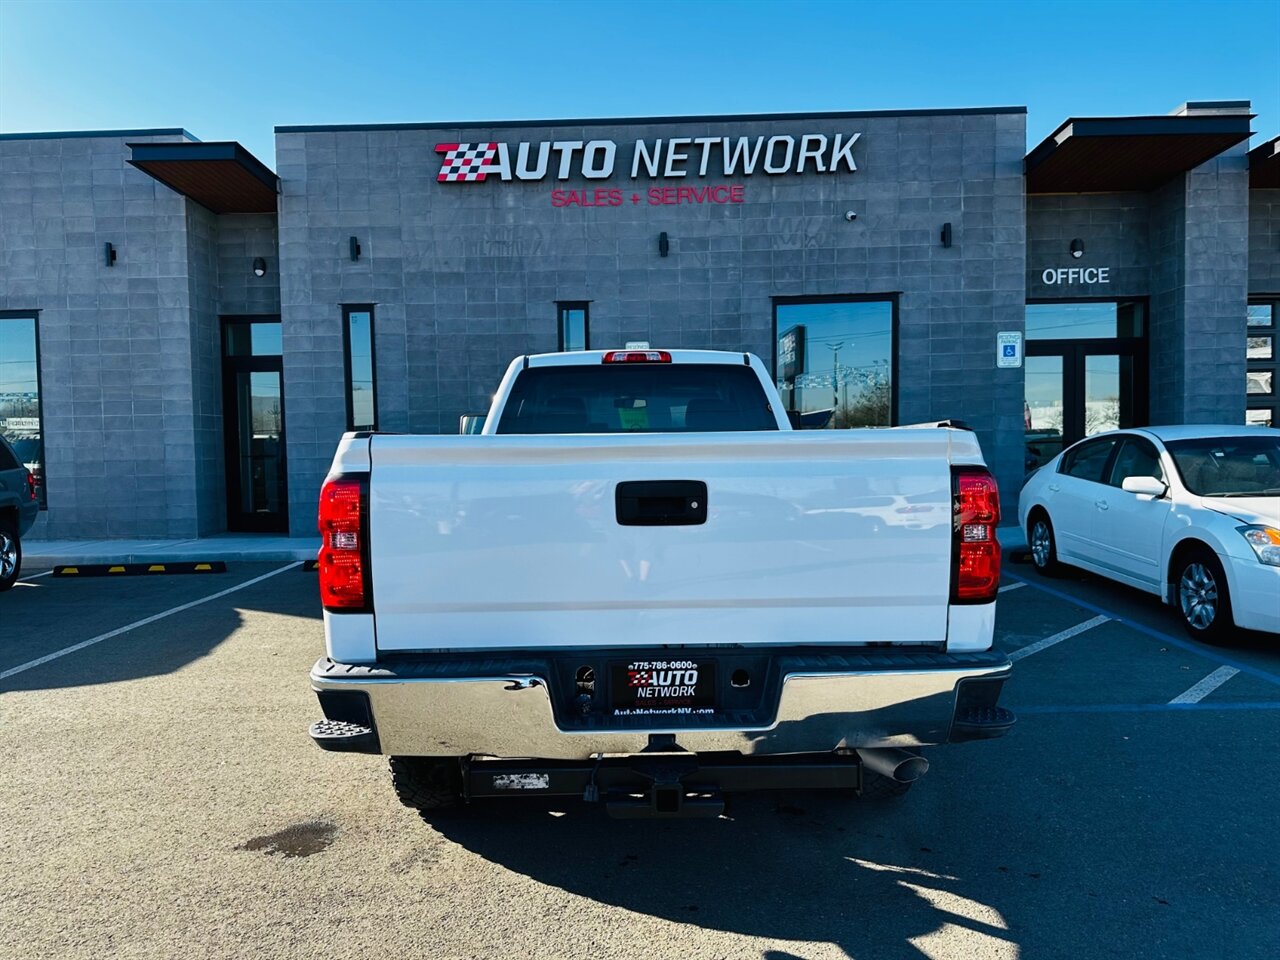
[1175,551,1234,644]
[1179,563,1218,631]
[1028,515,1061,576]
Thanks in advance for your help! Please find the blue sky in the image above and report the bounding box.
[0,0,1276,166]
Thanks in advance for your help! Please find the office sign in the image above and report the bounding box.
[1041,267,1110,285]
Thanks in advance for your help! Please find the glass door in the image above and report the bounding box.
[1024,355,1065,470]
[1024,301,1147,473]
[1024,344,1145,472]
[222,318,288,533]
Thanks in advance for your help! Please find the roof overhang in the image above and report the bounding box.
[1025,114,1253,194]
[1249,135,1280,189]
[127,141,278,214]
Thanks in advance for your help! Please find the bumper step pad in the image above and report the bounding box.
[309,718,379,753]
[951,704,1016,741]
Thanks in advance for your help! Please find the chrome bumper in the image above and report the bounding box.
[311,650,1013,759]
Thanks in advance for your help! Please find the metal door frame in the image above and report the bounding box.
[1025,338,1148,448]
[221,316,288,534]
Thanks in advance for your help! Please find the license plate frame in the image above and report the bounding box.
[610,659,717,716]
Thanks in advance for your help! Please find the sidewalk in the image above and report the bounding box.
[23,534,321,567]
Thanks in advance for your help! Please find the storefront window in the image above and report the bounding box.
[558,302,589,352]
[343,306,377,431]
[0,313,43,506]
[774,297,895,428]
[1025,301,1145,340]
[225,321,282,357]
[1246,300,1276,428]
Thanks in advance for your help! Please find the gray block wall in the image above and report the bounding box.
[1027,148,1252,430]
[0,133,283,539]
[0,131,208,538]
[1026,192,1151,299]
[1148,148,1250,425]
[1250,189,1280,293]
[276,109,1029,531]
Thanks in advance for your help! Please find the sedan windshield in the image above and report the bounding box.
[1165,436,1280,497]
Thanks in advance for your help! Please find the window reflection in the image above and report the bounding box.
[1026,301,1144,340]
[224,320,282,357]
[558,303,589,352]
[344,307,377,431]
[1025,355,1064,470]
[0,315,43,505]
[775,299,894,428]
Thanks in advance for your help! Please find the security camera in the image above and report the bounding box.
[844,210,858,222]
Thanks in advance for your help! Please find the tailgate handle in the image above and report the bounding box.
[616,480,708,526]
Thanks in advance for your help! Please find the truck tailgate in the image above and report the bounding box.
[368,430,966,651]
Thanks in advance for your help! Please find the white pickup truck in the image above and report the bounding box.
[309,348,1013,818]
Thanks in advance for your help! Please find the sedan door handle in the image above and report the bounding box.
[1095,499,1109,510]
[1048,484,1060,493]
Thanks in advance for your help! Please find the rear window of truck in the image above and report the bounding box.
[496,363,779,434]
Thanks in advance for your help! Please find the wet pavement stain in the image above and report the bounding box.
[237,820,337,859]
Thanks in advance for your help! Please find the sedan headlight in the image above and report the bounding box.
[1238,526,1280,566]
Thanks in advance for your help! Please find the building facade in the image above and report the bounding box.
[1,101,1277,539]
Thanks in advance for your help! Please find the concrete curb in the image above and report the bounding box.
[25,548,318,566]
[997,524,1030,561]
[23,537,321,567]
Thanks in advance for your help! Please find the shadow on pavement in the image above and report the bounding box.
[426,790,1019,960]
[0,563,322,694]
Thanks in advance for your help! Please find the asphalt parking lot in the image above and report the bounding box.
[2,556,1278,960]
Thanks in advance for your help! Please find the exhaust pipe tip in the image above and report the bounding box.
[856,748,930,784]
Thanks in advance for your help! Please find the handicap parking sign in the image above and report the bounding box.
[996,331,1023,369]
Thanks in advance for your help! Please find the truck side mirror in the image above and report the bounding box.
[459,414,487,435]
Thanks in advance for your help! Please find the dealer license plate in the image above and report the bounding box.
[611,660,716,716]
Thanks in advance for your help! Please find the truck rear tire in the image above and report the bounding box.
[389,756,464,812]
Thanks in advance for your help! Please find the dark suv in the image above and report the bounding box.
[0,436,39,590]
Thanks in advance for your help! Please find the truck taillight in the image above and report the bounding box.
[318,475,370,612]
[952,467,1001,603]
[602,350,672,363]
[26,472,37,501]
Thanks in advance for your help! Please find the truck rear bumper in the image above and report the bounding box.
[310,649,1013,759]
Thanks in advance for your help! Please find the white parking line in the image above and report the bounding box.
[18,570,53,582]
[0,561,302,681]
[998,582,1026,593]
[1169,666,1241,705]
[1008,615,1110,662]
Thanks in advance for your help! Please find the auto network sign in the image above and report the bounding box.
[434,134,861,207]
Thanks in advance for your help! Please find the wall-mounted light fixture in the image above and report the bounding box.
[658,232,669,257]
[1070,238,1085,259]
[104,242,117,267]
[349,236,362,262]
[252,257,267,278]
[940,222,953,248]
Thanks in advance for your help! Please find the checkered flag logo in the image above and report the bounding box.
[435,142,499,182]
[628,670,651,688]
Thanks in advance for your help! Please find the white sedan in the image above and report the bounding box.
[1019,425,1280,642]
